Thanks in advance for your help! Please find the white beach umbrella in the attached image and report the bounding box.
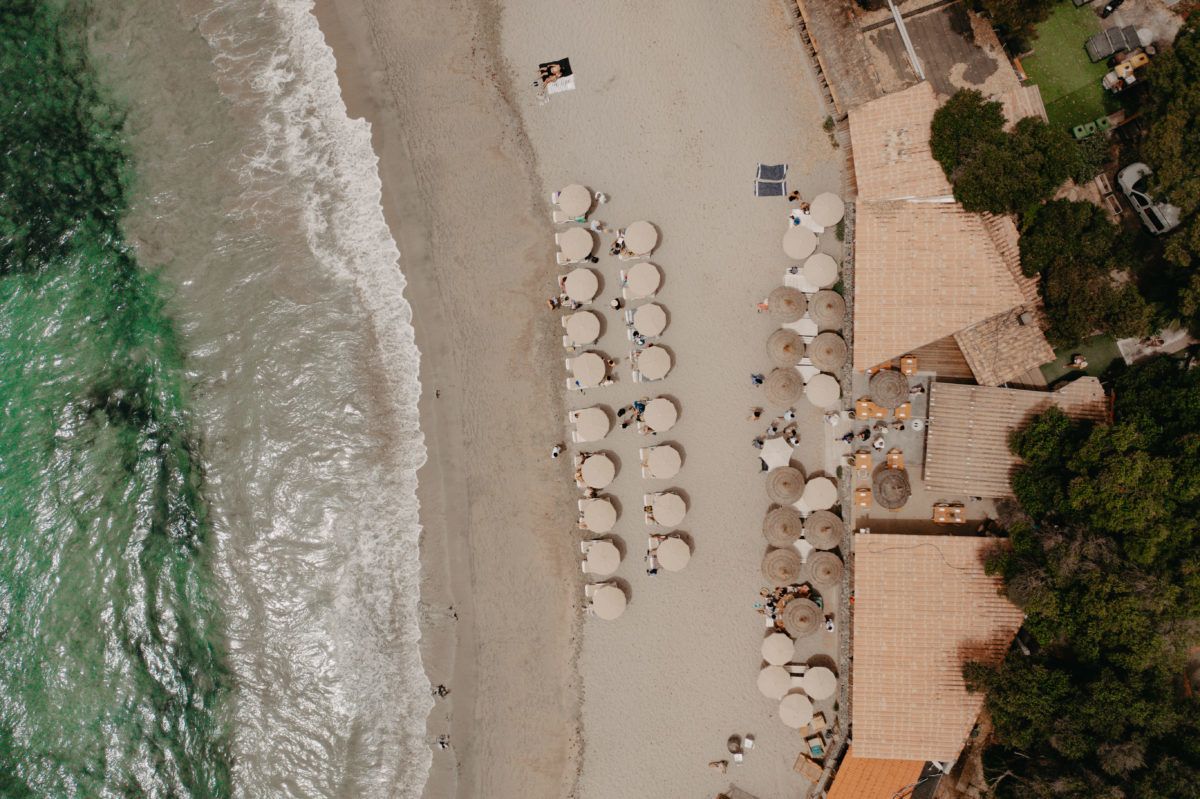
[757,665,792,700]
[810,192,845,228]
[761,633,795,667]
[592,584,627,620]
[625,262,661,299]
[802,476,838,511]
[761,436,795,470]
[565,311,600,345]
[803,253,839,289]
[650,492,686,527]
[783,226,817,260]
[570,352,605,388]
[634,303,667,336]
[645,444,681,479]
[557,183,592,218]
[564,268,599,302]
[560,227,595,261]
[624,221,658,255]
[779,692,814,728]
[581,498,617,533]
[583,539,620,576]
[581,453,616,489]
[802,666,837,701]
[637,345,671,381]
[805,373,842,409]
[656,536,691,572]
[642,397,677,433]
[571,407,609,442]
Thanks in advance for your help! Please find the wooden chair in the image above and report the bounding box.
[855,486,872,508]
[933,503,966,524]
[901,354,918,376]
[887,448,904,470]
[853,450,873,479]
[894,402,912,421]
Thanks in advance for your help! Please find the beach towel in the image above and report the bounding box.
[755,163,788,197]
[539,58,576,95]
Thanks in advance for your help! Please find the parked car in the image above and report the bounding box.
[1101,0,1125,18]
[1118,163,1182,235]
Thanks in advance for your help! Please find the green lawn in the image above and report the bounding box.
[1021,2,1118,131]
[1040,334,1122,385]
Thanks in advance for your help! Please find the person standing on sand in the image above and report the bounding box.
[550,444,564,459]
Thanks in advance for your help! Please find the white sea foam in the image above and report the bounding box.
[182,1,432,796]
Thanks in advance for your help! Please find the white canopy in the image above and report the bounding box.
[650,492,686,526]
[810,192,845,228]
[644,444,681,478]
[802,476,838,511]
[805,373,841,409]
[761,633,795,667]
[637,345,671,380]
[779,692,815,728]
[803,253,839,289]
[625,262,661,299]
[560,227,595,261]
[570,352,605,387]
[757,665,792,700]
[557,184,591,218]
[624,221,658,255]
[581,498,616,533]
[565,311,600,345]
[783,226,817,260]
[571,407,609,442]
[761,436,794,470]
[633,303,667,336]
[592,584,627,620]
[656,536,690,571]
[583,539,619,576]
[642,397,677,432]
[802,666,837,701]
[564,268,598,302]
[581,453,616,489]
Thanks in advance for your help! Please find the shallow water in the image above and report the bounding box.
[1,1,431,796]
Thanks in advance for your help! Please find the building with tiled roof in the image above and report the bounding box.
[852,534,1025,762]
[995,84,1049,130]
[924,378,1110,497]
[826,748,926,799]
[853,201,1025,371]
[848,82,953,203]
[849,83,1057,381]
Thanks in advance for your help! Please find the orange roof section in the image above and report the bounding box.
[827,748,926,799]
[852,201,1026,370]
[848,82,954,202]
[923,377,1109,497]
[852,534,1024,762]
[953,307,1055,387]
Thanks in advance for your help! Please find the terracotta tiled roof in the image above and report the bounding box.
[852,534,1024,762]
[995,84,1049,129]
[826,748,926,799]
[853,202,1027,370]
[979,213,1040,305]
[954,307,1055,387]
[848,82,954,202]
[924,378,1109,497]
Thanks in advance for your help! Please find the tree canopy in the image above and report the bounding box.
[969,0,1057,39]
[968,357,1200,798]
[1019,200,1152,346]
[930,90,1087,214]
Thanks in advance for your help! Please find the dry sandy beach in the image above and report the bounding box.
[315,1,844,796]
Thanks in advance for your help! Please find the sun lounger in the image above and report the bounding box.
[631,369,644,383]
[556,252,571,266]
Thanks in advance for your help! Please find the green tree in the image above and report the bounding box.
[969,0,1057,38]
[930,89,1006,177]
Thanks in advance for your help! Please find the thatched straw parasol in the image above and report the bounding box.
[873,467,911,510]
[766,466,805,504]
[807,551,844,588]
[869,369,909,409]
[767,329,805,366]
[768,286,807,322]
[764,368,805,407]
[809,290,846,331]
[762,547,804,586]
[807,332,848,372]
[803,510,843,551]
[763,506,804,547]
[781,597,822,638]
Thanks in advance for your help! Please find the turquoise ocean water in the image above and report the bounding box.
[1,2,430,796]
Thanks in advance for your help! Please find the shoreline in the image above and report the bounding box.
[312,2,583,797]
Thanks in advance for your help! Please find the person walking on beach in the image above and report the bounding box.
[550,444,564,459]
[751,373,764,386]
